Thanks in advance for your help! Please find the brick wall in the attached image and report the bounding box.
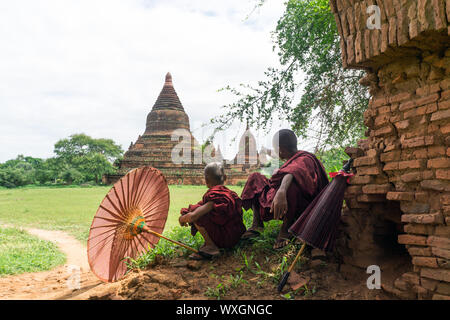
[331,0,450,299]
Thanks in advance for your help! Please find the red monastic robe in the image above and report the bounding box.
[180,185,246,248]
[241,151,329,222]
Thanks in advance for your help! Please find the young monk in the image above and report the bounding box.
[241,129,329,249]
[179,162,246,260]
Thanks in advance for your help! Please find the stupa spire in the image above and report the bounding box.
[145,72,190,134]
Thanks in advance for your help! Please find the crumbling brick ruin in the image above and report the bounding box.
[330,0,450,299]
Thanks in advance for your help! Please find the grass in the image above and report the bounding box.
[0,185,244,242]
[0,226,66,276]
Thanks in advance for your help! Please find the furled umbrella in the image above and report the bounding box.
[87,166,201,283]
[277,159,354,292]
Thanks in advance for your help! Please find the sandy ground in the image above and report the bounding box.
[0,226,104,300]
[0,226,401,300]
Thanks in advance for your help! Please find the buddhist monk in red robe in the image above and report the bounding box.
[241,129,329,249]
[179,162,246,260]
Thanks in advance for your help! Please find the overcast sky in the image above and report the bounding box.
[0,0,306,163]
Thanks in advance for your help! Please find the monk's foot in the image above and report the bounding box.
[241,227,263,240]
[199,244,220,256]
[273,230,291,250]
[189,252,211,260]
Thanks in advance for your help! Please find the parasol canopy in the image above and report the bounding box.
[288,159,354,251]
[87,166,170,282]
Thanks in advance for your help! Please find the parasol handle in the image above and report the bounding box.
[277,242,307,293]
[141,225,199,254]
[288,242,306,273]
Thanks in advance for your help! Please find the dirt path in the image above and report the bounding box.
[0,226,103,300]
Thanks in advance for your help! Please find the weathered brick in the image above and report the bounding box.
[384,162,399,171]
[431,109,450,121]
[428,158,450,168]
[421,180,450,191]
[432,247,450,259]
[401,212,443,224]
[401,171,422,182]
[374,114,390,127]
[399,159,425,170]
[416,83,441,96]
[402,136,434,148]
[344,146,364,157]
[441,122,450,134]
[362,184,391,194]
[435,225,450,236]
[428,236,450,250]
[436,282,450,295]
[402,272,420,286]
[436,169,450,180]
[404,223,434,235]
[400,202,431,214]
[348,175,372,185]
[441,194,450,205]
[380,150,401,162]
[413,257,438,268]
[353,156,377,167]
[415,192,429,202]
[394,120,410,130]
[439,99,450,110]
[421,277,439,290]
[428,146,446,157]
[387,191,414,201]
[390,92,411,103]
[408,246,432,256]
[404,105,427,118]
[398,234,428,246]
[413,148,428,159]
[417,93,440,106]
[421,268,450,282]
[374,125,393,136]
[345,185,362,194]
[357,166,382,175]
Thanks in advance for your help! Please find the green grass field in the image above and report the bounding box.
[0,226,66,277]
[0,185,243,242]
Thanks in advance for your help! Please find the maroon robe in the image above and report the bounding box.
[241,150,329,223]
[180,185,246,248]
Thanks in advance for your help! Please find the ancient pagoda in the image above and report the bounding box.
[104,73,258,185]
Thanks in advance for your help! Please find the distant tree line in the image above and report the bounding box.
[0,134,123,188]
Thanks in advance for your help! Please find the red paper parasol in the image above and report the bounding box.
[87,166,170,282]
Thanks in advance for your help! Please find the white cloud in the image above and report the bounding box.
[0,0,291,162]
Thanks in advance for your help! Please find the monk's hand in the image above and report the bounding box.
[271,189,288,220]
[179,214,190,227]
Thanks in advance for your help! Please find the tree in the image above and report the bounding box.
[213,0,368,151]
[0,155,38,187]
[54,133,123,163]
[54,134,123,184]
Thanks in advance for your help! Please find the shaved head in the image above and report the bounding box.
[204,162,226,185]
[273,129,298,153]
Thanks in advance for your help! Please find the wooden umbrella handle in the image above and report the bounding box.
[142,225,199,254]
[288,242,307,273]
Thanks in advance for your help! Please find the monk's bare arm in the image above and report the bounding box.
[278,174,293,194]
[271,174,293,220]
[179,201,214,226]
